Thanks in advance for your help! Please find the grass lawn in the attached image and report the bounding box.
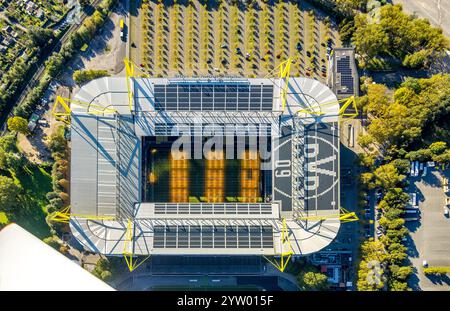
[8,164,52,239]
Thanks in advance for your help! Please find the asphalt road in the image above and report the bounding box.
[129,0,142,66]
[392,0,450,37]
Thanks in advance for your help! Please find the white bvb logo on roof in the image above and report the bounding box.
[304,136,338,199]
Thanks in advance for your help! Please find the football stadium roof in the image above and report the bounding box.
[67,75,342,261]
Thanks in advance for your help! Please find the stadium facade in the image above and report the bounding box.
[69,76,340,258]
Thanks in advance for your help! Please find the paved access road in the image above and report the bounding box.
[392,0,450,37]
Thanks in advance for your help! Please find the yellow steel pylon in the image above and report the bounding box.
[47,206,116,223]
[123,219,150,272]
[296,96,358,119]
[51,96,117,124]
[263,218,293,272]
[295,207,359,223]
[263,58,295,112]
[124,58,150,114]
[279,58,292,112]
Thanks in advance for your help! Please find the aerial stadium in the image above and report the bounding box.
[54,60,357,271]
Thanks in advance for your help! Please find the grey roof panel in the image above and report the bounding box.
[71,115,98,215]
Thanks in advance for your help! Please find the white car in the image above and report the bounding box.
[421,166,427,177]
[422,260,428,267]
[444,207,449,217]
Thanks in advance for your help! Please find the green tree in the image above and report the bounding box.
[358,134,374,150]
[379,217,405,230]
[73,69,110,85]
[433,150,450,164]
[406,149,432,162]
[391,159,410,175]
[43,237,60,250]
[92,258,114,282]
[386,243,407,264]
[350,5,447,69]
[357,260,385,291]
[47,126,67,155]
[0,176,20,212]
[402,49,432,68]
[7,116,30,135]
[373,164,405,189]
[360,172,374,188]
[423,267,450,275]
[390,265,413,281]
[299,272,329,291]
[383,188,409,210]
[384,227,408,243]
[352,14,389,60]
[100,270,113,281]
[388,279,409,291]
[429,141,447,155]
[27,27,54,48]
[383,208,403,221]
[0,134,18,153]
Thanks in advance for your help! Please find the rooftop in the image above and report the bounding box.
[69,76,341,257]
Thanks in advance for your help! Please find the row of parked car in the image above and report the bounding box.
[409,161,435,177]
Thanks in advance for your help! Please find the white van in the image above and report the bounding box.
[404,217,419,221]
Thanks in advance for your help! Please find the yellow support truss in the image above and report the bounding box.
[122,219,150,272]
[295,207,359,223]
[124,58,150,114]
[47,206,116,223]
[263,58,293,112]
[51,96,117,124]
[264,218,293,272]
[296,96,358,119]
[278,59,292,112]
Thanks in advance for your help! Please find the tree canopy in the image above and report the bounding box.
[73,69,110,85]
[7,117,30,135]
[350,4,448,69]
[298,271,329,291]
[360,75,450,149]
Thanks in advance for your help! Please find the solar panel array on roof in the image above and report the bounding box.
[153,225,273,248]
[153,83,274,111]
[154,203,273,215]
[154,123,272,136]
[336,56,354,95]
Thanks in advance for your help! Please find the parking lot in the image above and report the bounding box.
[406,167,450,290]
